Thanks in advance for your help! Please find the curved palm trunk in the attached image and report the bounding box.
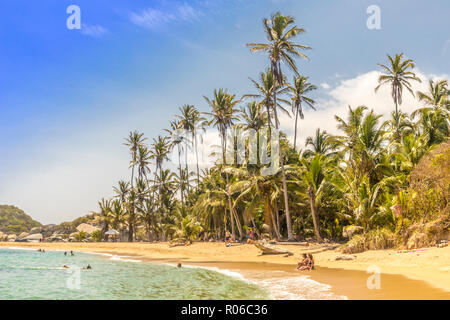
[308,186,322,241]
[272,64,294,241]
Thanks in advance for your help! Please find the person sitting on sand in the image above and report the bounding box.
[296,254,309,270]
[308,254,315,270]
[297,255,312,271]
[185,240,191,246]
[225,231,231,246]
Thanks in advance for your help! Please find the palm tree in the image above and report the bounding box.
[110,199,124,231]
[239,101,268,165]
[150,135,171,209]
[413,79,449,146]
[246,69,291,134]
[97,198,111,240]
[304,129,335,158]
[136,144,151,183]
[375,53,421,139]
[124,131,147,188]
[177,105,206,186]
[416,79,449,110]
[301,154,330,241]
[247,12,310,240]
[289,75,316,150]
[204,88,242,238]
[165,120,185,204]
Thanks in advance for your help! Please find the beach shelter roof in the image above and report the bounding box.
[105,229,119,235]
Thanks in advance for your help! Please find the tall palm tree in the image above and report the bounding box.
[239,101,268,165]
[204,88,242,238]
[150,135,171,201]
[124,131,147,188]
[301,154,330,241]
[246,69,290,134]
[375,53,421,139]
[247,12,310,240]
[165,120,185,204]
[136,144,151,183]
[289,75,316,150]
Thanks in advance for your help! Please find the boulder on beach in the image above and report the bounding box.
[29,227,42,235]
[7,234,17,241]
[76,223,100,235]
[19,232,30,239]
[19,233,43,242]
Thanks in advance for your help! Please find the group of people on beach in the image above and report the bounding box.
[224,228,258,247]
[296,253,314,271]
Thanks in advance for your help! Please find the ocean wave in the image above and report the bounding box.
[258,275,348,300]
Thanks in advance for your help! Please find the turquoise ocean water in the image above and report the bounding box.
[0,248,268,300]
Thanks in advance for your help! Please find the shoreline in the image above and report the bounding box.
[1,242,449,299]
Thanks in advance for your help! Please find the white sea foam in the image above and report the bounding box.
[258,274,348,300]
[164,263,346,300]
[84,251,142,263]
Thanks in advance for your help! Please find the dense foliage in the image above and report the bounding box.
[0,205,42,234]
[89,13,449,249]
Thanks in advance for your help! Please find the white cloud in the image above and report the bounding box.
[80,24,108,38]
[279,69,450,149]
[320,82,330,89]
[130,3,200,29]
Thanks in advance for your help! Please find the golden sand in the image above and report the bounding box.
[2,241,449,299]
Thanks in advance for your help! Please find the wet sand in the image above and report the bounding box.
[2,241,449,299]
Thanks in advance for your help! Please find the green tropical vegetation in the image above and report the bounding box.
[86,13,450,252]
[43,13,450,251]
[0,205,42,234]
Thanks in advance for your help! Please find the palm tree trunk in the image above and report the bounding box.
[185,141,190,195]
[272,64,294,241]
[308,187,322,241]
[232,207,243,239]
[294,105,299,150]
[194,133,200,186]
[178,145,184,204]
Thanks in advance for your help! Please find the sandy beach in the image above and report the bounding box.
[2,241,449,299]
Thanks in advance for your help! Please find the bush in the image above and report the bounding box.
[341,228,396,254]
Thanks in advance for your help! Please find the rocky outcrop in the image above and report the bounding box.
[18,232,29,239]
[76,223,100,235]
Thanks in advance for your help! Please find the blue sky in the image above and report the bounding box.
[0,0,449,224]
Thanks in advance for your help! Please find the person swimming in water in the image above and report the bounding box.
[177,263,182,268]
[70,251,74,256]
